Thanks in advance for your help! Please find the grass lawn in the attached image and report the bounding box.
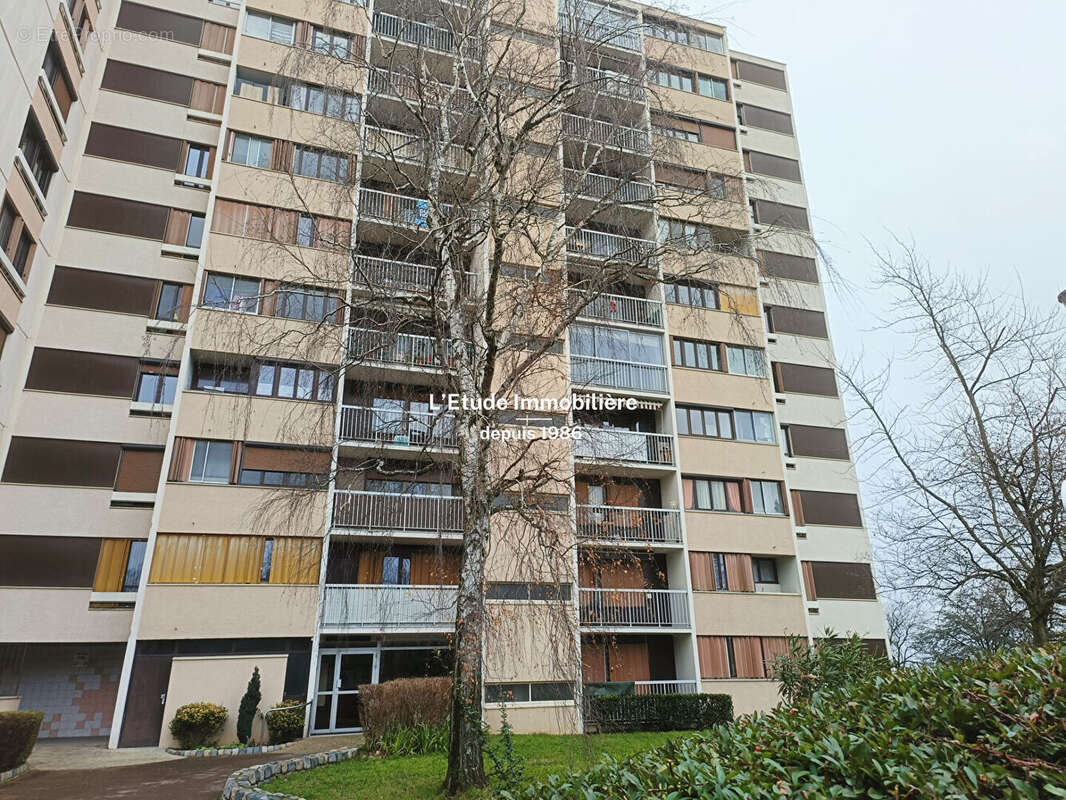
[263,731,691,799]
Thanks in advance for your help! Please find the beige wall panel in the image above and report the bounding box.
[177,391,334,449]
[159,653,288,747]
[93,92,223,144]
[666,304,764,347]
[761,280,825,312]
[644,38,730,78]
[484,703,579,735]
[485,602,576,683]
[486,513,574,583]
[660,252,757,288]
[15,392,170,445]
[733,80,793,114]
[163,0,240,25]
[654,137,742,177]
[737,127,799,160]
[249,0,368,33]
[677,437,782,480]
[216,163,355,219]
[692,591,806,636]
[0,588,133,643]
[663,197,749,232]
[156,483,328,536]
[6,168,46,241]
[227,96,359,151]
[0,486,153,537]
[109,36,231,85]
[767,335,835,368]
[671,369,775,411]
[206,232,348,287]
[30,89,66,164]
[658,88,735,128]
[684,511,796,556]
[787,458,860,495]
[78,157,211,212]
[0,280,21,331]
[808,599,887,641]
[774,394,847,428]
[795,527,874,564]
[36,306,186,361]
[189,307,343,365]
[745,174,808,208]
[56,230,199,283]
[237,37,365,95]
[139,584,318,639]
[700,678,780,715]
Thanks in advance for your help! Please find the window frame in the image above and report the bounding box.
[189,440,233,484]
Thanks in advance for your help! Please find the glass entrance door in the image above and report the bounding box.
[312,649,378,732]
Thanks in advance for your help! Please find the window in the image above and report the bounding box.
[186,214,205,248]
[676,406,756,440]
[230,133,272,168]
[658,218,714,248]
[296,214,316,246]
[183,145,212,178]
[726,345,765,377]
[752,557,778,584]
[698,74,729,100]
[284,81,360,122]
[644,16,724,53]
[190,440,232,483]
[154,282,184,322]
[311,27,354,59]
[202,273,260,313]
[709,174,727,200]
[486,582,571,601]
[18,114,57,196]
[382,555,412,585]
[649,65,694,93]
[569,324,665,365]
[712,552,728,590]
[1,198,34,279]
[293,146,348,182]
[732,410,775,443]
[135,371,177,404]
[663,280,718,309]
[654,122,699,142]
[485,682,573,703]
[365,479,456,496]
[672,338,721,371]
[238,469,318,487]
[193,362,251,393]
[121,540,147,592]
[275,284,340,323]
[254,361,335,401]
[751,481,783,514]
[42,40,74,121]
[233,71,270,101]
[244,11,295,45]
[685,477,742,512]
[259,538,274,582]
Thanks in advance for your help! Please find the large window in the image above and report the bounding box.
[685,477,742,512]
[698,74,729,100]
[293,146,348,182]
[183,145,212,178]
[135,370,177,405]
[255,361,335,401]
[672,338,721,370]
[751,480,783,514]
[644,16,724,53]
[311,26,355,59]
[752,557,778,584]
[726,345,765,377]
[244,11,295,45]
[154,282,185,322]
[275,284,341,322]
[676,406,776,444]
[569,324,664,365]
[202,273,261,312]
[190,440,233,483]
[19,114,57,196]
[284,81,360,122]
[485,682,573,703]
[663,279,718,309]
[649,66,729,100]
[193,362,251,394]
[658,218,714,248]
[230,133,272,168]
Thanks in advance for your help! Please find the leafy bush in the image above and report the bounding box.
[168,702,227,750]
[516,643,1066,799]
[236,666,261,744]
[0,711,43,771]
[359,677,450,747]
[771,631,889,704]
[265,700,305,745]
[373,721,449,756]
[585,693,732,732]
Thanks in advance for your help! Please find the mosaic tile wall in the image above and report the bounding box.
[17,644,124,738]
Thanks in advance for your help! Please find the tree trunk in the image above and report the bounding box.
[1030,610,1051,646]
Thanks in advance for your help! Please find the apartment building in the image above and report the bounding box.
[0,0,886,748]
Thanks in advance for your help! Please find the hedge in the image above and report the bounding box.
[517,643,1066,799]
[265,700,305,745]
[169,702,227,750]
[359,677,451,746]
[0,711,43,771]
[585,693,733,732]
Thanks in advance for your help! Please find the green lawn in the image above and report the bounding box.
[263,732,691,799]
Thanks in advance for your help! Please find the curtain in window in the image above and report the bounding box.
[723,553,754,592]
[725,481,742,512]
[93,539,132,592]
[211,199,247,236]
[688,551,717,591]
[697,636,730,678]
[761,637,791,677]
[732,636,765,678]
[168,437,194,481]
[163,210,191,246]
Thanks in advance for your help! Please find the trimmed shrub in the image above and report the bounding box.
[0,711,43,771]
[517,643,1066,799]
[236,667,261,744]
[168,702,227,750]
[359,677,450,747]
[265,700,305,745]
[585,692,732,732]
[771,631,889,704]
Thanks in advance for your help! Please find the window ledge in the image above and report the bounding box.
[198,48,232,65]
[130,400,173,415]
[161,243,201,258]
[0,249,27,298]
[14,150,49,217]
[37,71,69,143]
[765,334,778,344]
[110,491,156,504]
[90,591,137,603]
[57,1,86,74]
[147,319,188,333]
[794,526,807,538]
[175,173,211,189]
[188,109,223,124]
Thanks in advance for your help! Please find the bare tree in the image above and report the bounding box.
[842,241,1065,649]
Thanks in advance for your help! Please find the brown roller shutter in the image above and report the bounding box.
[101,61,194,106]
[745,151,802,181]
[93,539,132,591]
[699,123,736,150]
[801,560,816,600]
[116,2,203,46]
[688,552,716,591]
[168,437,194,481]
[697,636,730,678]
[50,70,74,120]
[25,348,139,397]
[48,267,158,315]
[241,445,330,473]
[810,561,876,600]
[757,250,818,283]
[723,553,754,592]
[67,192,171,240]
[732,636,765,678]
[201,22,236,54]
[114,447,165,492]
[190,80,225,113]
[790,490,805,526]
[774,362,838,396]
[163,210,191,246]
[655,162,705,190]
[733,60,787,90]
[787,425,849,460]
[795,490,862,527]
[85,123,183,170]
[753,199,809,231]
[767,306,828,338]
[2,437,121,487]
[0,535,101,587]
[738,104,793,135]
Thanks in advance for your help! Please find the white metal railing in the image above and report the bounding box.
[373,11,460,53]
[339,405,458,448]
[322,585,457,628]
[332,490,464,533]
[561,114,649,152]
[560,1,642,51]
[564,169,654,205]
[583,66,645,100]
[570,355,668,394]
[364,125,473,172]
[352,253,437,290]
[575,504,682,544]
[632,679,699,695]
[565,227,656,263]
[360,187,450,228]
[572,290,662,328]
[579,588,690,628]
[573,428,674,465]
[348,327,456,368]
[368,68,468,110]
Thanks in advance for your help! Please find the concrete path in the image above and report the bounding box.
[0,734,363,800]
[27,737,181,770]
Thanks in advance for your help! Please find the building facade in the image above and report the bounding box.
[0,0,886,747]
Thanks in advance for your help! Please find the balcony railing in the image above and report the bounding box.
[373,11,463,54]
[352,253,437,291]
[368,68,470,111]
[560,1,642,51]
[339,405,458,448]
[561,114,649,153]
[579,588,691,628]
[332,490,464,534]
[573,428,674,465]
[565,227,656,263]
[586,679,699,696]
[348,327,456,368]
[364,125,473,172]
[575,504,682,544]
[571,290,662,328]
[322,585,457,628]
[360,187,452,228]
[570,355,668,394]
[564,169,654,206]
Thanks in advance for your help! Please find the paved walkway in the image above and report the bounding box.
[0,734,362,800]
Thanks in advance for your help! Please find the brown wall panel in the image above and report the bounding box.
[768,306,828,338]
[85,123,183,171]
[733,60,787,90]
[0,536,101,587]
[2,437,122,487]
[787,425,849,460]
[810,561,876,599]
[48,266,158,315]
[745,150,802,181]
[101,61,193,107]
[796,490,862,527]
[753,199,809,231]
[757,250,818,283]
[774,362,838,396]
[115,448,165,493]
[25,348,139,397]
[67,192,171,240]
[116,2,203,46]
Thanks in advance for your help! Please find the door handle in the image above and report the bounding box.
[160,692,167,706]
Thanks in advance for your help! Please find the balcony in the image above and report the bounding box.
[579,588,690,629]
[572,290,662,328]
[321,584,457,629]
[565,227,656,263]
[582,66,645,101]
[339,405,458,449]
[575,504,682,545]
[562,114,649,153]
[360,187,452,228]
[570,355,668,394]
[332,490,464,536]
[560,1,642,52]
[564,170,654,206]
[573,428,674,466]
[373,12,466,54]
[363,125,473,172]
[352,253,437,291]
[348,327,456,369]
